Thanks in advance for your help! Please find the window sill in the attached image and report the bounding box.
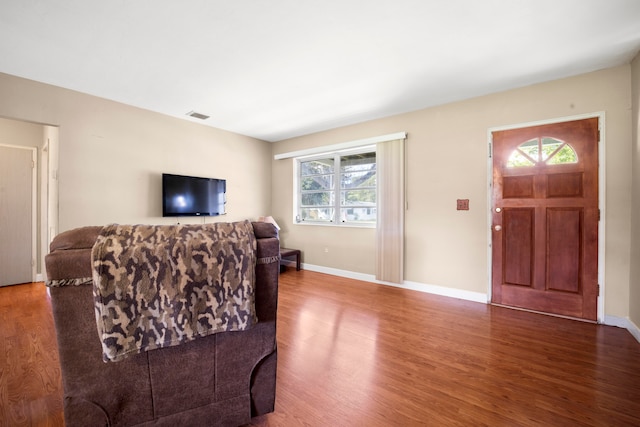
[294,220,376,229]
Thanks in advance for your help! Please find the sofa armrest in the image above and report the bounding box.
[49,226,102,252]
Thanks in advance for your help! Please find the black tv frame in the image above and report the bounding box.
[162,173,226,217]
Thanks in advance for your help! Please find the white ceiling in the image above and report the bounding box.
[1,1,640,142]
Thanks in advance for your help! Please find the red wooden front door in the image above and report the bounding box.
[491,118,599,321]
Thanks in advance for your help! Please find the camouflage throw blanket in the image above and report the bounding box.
[91,220,258,362]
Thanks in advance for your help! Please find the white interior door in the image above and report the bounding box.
[0,145,36,286]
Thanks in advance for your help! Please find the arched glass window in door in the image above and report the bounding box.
[506,137,578,167]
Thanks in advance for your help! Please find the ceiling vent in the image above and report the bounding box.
[186,111,210,120]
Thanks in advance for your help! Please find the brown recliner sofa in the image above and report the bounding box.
[45,221,279,427]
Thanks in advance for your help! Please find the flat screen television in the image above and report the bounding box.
[162,173,226,217]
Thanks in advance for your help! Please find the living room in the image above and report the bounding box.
[1,1,640,425]
[2,59,639,335]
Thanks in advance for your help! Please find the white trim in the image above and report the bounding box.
[301,262,487,304]
[486,112,606,322]
[46,126,59,254]
[486,133,494,303]
[401,280,488,303]
[292,161,299,224]
[274,131,406,160]
[629,319,640,344]
[597,115,606,321]
[603,315,632,328]
[30,148,37,283]
[293,220,376,229]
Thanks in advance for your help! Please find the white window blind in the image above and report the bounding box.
[376,137,405,284]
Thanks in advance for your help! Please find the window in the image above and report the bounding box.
[296,148,376,226]
[506,137,578,167]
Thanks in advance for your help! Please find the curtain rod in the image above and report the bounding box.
[273,132,406,160]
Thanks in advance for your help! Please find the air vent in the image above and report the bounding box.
[186,111,210,120]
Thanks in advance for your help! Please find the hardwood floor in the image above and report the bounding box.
[2,271,640,426]
[0,283,63,427]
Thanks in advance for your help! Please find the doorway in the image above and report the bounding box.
[0,118,58,286]
[490,117,600,321]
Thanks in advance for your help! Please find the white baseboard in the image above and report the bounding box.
[36,273,44,282]
[630,319,640,343]
[301,263,487,304]
[401,280,488,304]
[300,263,640,344]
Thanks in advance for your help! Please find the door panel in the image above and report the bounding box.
[491,117,599,320]
[0,145,34,287]
[547,173,583,197]
[503,208,534,287]
[503,176,534,198]
[546,208,581,292]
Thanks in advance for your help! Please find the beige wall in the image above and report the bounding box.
[0,117,43,147]
[273,65,633,319]
[630,53,640,327]
[0,72,272,233]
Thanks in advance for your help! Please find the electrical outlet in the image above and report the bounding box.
[324,247,329,253]
[457,199,469,210]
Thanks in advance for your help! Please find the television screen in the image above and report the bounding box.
[162,173,226,217]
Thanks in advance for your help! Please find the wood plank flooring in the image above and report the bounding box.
[0,283,63,427]
[250,270,640,426]
[2,271,640,426]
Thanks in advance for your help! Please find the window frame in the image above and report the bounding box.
[294,146,377,228]
[506,137,579,168]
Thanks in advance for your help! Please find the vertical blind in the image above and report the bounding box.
[376,137,405,284]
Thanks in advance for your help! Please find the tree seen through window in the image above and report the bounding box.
[299,151,376,224]
[506,137,578,167]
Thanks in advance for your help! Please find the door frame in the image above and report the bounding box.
[486,112,606,322]
[42,125,59,282]
[0,143,38,283]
